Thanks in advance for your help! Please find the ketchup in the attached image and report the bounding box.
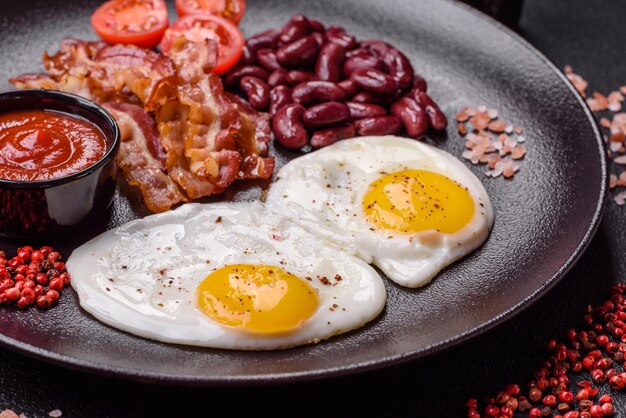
[0,109,107,181]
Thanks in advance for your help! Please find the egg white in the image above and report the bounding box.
[66,201,386,350]
[265,135,494,288]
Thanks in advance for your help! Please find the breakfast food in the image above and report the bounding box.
[66,201,386,349]
[265,135,494,288]
[224,15,448,150]
[91,0,246,74]
[91,0,170,49]
[0,109,107,181]
[159,14,244,75]
[11,36,273,212]
[175,0,246,23]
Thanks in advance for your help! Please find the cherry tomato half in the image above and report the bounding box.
[175,0,246,24]
[91,0,169,49]
[160,14,244,75]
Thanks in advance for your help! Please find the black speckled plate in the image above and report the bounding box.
[0,0,607,385]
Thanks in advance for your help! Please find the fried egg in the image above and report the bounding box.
[265,136,494,288]
[66,202,386,350]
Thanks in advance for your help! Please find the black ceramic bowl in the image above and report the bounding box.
[0,89,119,237]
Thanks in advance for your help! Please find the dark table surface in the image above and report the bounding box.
[0,0,624,416]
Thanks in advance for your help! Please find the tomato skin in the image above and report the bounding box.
[175,0,246,24]
[91,0,169,49]
[160,15,244,75]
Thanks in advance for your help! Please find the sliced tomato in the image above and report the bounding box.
[160,15,244,75]
[175,0,246,24]
[91,0,169,49]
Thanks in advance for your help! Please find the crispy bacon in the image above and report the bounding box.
[10,37,275,211]
[225,92,275,179]
[104,102,187,212]
[147,37,274,199]
[11,39,176,104]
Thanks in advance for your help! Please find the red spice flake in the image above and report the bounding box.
[456,105,527,179]
[318,276,331,286]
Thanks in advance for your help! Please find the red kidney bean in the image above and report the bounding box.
[324,26,357,50]
[346,102,387,120]
[312,32,324,48]
[240,76,271,111]
[309,19,325,33]
[338,79,358,98]
[286,70,318,85]
[239,45,256,65]
[279,15,312,44]
[269,85,292,116]
[360,39,391,57]
[272,104,309,149]
[303,101,350,128]
[268,68,289,86]
[415,91,448,130]
[350,68,399,95]
[276,35,320,68]
[315,43,345,82]
[391,97,429,137]
[351,92,385,104]
[224,65,268,88]
[345,48,371,58]
[354,116,402,136]
[292,81,346,106]
[343,55,385,78]
[256,49,282,72]
[247,28,281,52]
[412,74,428,93]
[383,48,414,89]
[311,123,355,148]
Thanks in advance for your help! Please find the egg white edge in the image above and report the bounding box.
[67,202,387,350]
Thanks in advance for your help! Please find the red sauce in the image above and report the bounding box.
[0,109,107,182]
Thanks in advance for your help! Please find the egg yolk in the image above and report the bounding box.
[197,264,319,334]
[363,169,474,234]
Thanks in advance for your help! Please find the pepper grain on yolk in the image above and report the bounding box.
[363,169,474,234]
[197,264,318,334]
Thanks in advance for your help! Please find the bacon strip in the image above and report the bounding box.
[225,92,275,179]
[11,39,176,105]
[148,37,274,199]
[104,102,187,212]
[10,37,275,211]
